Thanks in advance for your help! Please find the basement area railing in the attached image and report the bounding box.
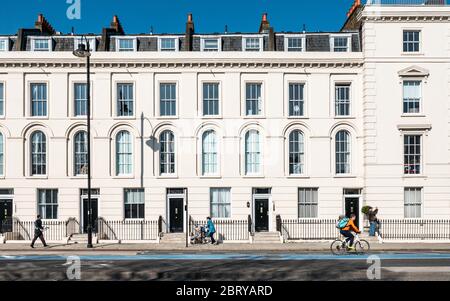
[279,217,339,241]
[189,216,250,241]
[380,219,450,240]
[96,217,159,241]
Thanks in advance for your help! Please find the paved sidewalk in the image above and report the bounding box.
[1,241,450,255]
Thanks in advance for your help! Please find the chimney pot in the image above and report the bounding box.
[262,13,267,22]
[187,13,193,23]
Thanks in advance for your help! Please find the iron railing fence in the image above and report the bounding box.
[189,217,250,241]
[96,218,159,241]
[1,217,67,241]
[280,218,340,240]
[366,0,449,5]
[380,219,450,240]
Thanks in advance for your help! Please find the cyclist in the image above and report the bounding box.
[340,214,360,250]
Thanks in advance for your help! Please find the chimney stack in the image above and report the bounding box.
[259,13,270,33]
[347,0,361,17]
[259,13,276,51]
[110,15,125,34]
[184,13,195,51]
[35,13,55,35]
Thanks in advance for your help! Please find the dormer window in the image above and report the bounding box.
[201,38,220,52]
[244,37,262,52]
[159,38,178,51]
[32,38,52,52]
[0,38,9,52]
[331,36,350,52]
[285,36,305,52]
[116,38,136,52]
[74,37,96,52]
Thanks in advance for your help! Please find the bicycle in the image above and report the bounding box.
[330,233,370,255]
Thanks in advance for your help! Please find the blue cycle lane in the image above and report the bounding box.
[1,252,450,261]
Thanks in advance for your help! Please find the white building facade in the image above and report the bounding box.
[0,1,449,237]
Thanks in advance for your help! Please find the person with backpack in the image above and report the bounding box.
[338,214,360,250]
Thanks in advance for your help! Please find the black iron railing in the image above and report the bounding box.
[1,217,67,241]
[280,218,339,240]
[380,219,450,240]
[190,217,250,241]
[96,217,159,240]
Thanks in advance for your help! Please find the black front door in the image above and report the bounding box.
[345,197,359,228]
[254,199,269,232]
[169,198,184,233]
[82,198,98,233]
[0,200,13,233]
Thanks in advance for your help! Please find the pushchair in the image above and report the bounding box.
[190,224,210,244]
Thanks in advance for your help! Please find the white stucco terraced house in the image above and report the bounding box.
[0,0,449,242]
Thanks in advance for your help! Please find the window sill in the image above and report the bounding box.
[114,116,136,120]
[334,116,355,119]
[402,175,427,179]
[401,114,425,118]
[333,174,357,179]
[242,175,265,179]
[201,115,222,120]
[199,175,222,179]
[26,116,49,120]
[287,116,308,119]
[401,52,424,56]
[156,116,179,120]
[26,175,48,179]
[243,116,265,119]
[286,175,310,179]
[112,175,135,179]
[69,175,88,179]
[157,175,178,179]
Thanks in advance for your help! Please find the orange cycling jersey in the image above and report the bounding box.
[342,219,360,233]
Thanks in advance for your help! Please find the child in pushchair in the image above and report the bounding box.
[190,224,209,244]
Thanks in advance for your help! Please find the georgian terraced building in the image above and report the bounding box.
[0,0,449,237]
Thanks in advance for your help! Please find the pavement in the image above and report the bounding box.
[1,241,450,255]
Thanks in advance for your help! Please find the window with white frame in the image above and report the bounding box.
[74,131,88,176]
[202,38,219,51]
[203,83,219,116]
[332,36,349,52]
[0,133,4,176]
[298,188,318,218]
[74,83,87,116]
[30,83,47,117]
[335,130,351,174]
[403,30,420,53]
[124,188,145,219]
[160,38,177,51]
[31,131,46,175]
[116,130,133,175]
[335,83,351,116]
[246,83,262,116]
[404,187,422,218]
[0,38,8,51]
[32,38,51,51]
[210,188,231,218]
[202,130,218,175]
[289,130,304,175]
[117,83,134,117]
[160,130,175,175]
[289,83,304,117]
[404,134,421,175]
[245,130,261,175]
[117,38,135,52]
[160,83,176,116]
[286,37,304,52]
[244,37,261,51]
[74,37,96,52]
[403,80,421,114]
[38,189,58,219]
[0,82,4,116]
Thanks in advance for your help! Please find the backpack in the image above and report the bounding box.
[336,217,349,229]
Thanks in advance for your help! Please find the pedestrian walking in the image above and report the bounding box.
[30,215,48,248]
[368,207,379,236]
[206,217,217,245]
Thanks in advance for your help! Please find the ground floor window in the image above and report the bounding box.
[298,188,318,218]
[404,187,422,218]
[210,188,231,218]
[124,188,145,219]
[37,189,58,219]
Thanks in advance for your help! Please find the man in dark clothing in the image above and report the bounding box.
[30,215,48,248]
[368,207,379,236]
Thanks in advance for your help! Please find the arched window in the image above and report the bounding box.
[335,130,351,174]
[160,130,175,175]
[74,131,88,175]
[0,133,4,176]
[289,130,304,175]
[245,130,261,175]
[202,130,217,175]
[116,130,132,175]
[31,131,46,175]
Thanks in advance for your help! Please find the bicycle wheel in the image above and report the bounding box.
[355,239,370,254]
[330,239,346,255]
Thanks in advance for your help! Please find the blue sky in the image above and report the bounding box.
[0,0,356,35]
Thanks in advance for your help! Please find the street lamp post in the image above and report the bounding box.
[73,38,93,248]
